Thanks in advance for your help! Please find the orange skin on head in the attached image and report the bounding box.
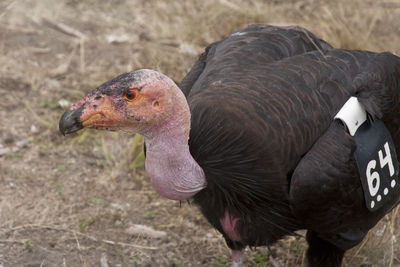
[81,95,123,129]
[77,82,168,135]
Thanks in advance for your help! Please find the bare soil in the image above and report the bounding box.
[1,0,400,266]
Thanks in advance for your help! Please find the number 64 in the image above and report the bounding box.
[366,142,394,197]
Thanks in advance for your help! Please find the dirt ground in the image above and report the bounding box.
[1,0,400,266]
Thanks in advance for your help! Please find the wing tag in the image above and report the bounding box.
[335,97,400,211]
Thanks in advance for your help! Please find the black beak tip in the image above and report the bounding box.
[59,107,84,136]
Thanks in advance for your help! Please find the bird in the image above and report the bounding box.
[59,24,400,266]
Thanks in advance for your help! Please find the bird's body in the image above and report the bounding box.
[188,45,400,261]
[60,25,400,266]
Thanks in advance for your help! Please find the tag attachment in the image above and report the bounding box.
[334,97,367,136]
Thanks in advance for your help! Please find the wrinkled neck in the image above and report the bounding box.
[144,100,206,200]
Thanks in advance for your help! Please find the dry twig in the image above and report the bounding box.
[41,18,86,73]
[41,18,86,40]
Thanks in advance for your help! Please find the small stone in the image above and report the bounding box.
[58,99,70,108]
[110,202,124,210]
[105,34,129,44]
[30,125,38,133]
[139,31,152,41]
[375,224,386,237]
[4,136,14,144]
[100,253,109,267]
[125,224,167,239]
[16,139,29,147]
[9,182,14,188]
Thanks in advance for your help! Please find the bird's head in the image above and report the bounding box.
[59,69,190,139]
[59,69,205,201]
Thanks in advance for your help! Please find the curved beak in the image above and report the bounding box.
[59,94,122,135]
[59,106,84,135]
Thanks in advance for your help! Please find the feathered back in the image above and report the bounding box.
[180,24,332,97]
[185,26,400,248]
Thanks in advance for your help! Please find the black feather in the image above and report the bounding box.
[181,24,400,266]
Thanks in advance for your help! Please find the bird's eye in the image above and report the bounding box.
[125,89,137,100]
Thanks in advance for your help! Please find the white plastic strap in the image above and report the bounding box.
[334,97,367,136]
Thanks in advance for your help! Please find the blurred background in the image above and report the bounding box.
[0,0,399,266]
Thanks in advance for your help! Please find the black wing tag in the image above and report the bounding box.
[334,97,399,212]
[353,120,399,211]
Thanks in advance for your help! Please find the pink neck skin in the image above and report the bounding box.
[143,86,206,200]
[220,210,241,241]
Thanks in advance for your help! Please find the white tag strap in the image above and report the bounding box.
[334,97,367,136]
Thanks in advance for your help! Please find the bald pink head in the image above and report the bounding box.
[60,69,190,137]
[59,69,206,200]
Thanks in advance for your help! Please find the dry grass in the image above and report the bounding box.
[0,0,400,266]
